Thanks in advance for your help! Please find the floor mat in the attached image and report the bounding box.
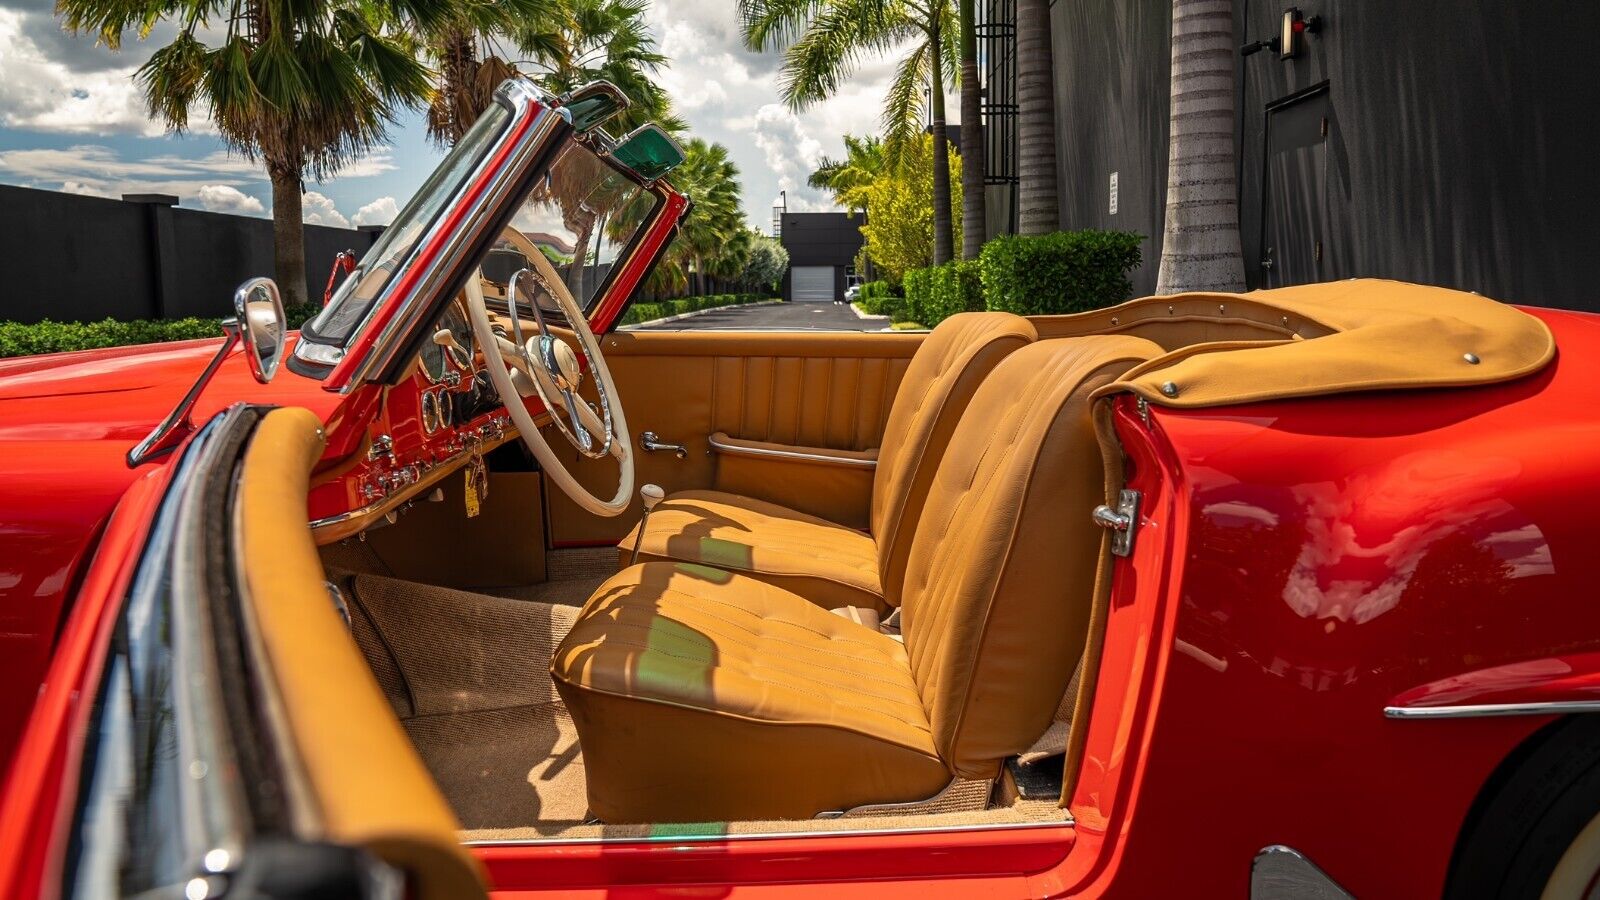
[405,703,589,830]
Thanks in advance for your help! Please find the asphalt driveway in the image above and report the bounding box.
[631,300,889,331]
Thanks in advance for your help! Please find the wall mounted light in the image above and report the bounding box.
[1279,7,1323,59]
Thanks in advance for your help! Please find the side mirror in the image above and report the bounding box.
[235,276,286,384]
[611,124,686,183]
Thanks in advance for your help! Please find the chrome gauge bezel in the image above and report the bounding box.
[419,300,477,386]
[420,390,443,434]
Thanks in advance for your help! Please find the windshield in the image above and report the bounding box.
[304,103,512,348]
[489,141,661,315]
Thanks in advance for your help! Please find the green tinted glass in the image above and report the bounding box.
[612,125,686,182]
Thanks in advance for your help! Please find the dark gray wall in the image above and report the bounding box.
[778,211,866,302]
[1047,0,1600,311]
[0,184,383,323]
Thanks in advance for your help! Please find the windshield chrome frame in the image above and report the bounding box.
[309,79,567,392]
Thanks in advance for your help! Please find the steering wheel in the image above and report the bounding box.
[463,247,634,517]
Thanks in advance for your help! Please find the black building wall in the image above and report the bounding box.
[1048,1,1600,311]
[778,211,866,300]
[0,184,383,324]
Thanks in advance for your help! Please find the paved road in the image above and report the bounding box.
[633,300,889,331]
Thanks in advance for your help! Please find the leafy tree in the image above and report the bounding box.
[740,232,788,292]
[519,0,681,134]
[858,132,960,283]
[60,0,442,307]
[740,0,957,264]
[424,0,546,145]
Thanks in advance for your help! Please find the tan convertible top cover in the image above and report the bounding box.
[1037,279,1555,408]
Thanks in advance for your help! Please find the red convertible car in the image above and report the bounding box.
[0,77,1597,899]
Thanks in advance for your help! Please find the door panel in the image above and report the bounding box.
[544,330,922,545]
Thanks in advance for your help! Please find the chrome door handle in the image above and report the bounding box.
[639,431,688,459]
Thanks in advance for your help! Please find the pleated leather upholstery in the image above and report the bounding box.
[900,336,1165,778]
[558,335,1165,820]
[621,312,1035,607]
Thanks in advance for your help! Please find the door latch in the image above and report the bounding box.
[1092,489,1142,557]
[639,431,688,459]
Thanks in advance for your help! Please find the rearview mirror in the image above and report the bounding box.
[562,82,630,133]
[234,276,286,384]
[611,124,686,183]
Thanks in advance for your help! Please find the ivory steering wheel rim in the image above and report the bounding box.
[464,254,634,517]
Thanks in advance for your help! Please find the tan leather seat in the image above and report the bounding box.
[556,336,1165,822]
[618,312,1038,610]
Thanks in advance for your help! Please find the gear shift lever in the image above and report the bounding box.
[628,483,665,567]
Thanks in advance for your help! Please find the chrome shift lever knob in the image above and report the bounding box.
[640,483,665,512]
[629,484,666,567]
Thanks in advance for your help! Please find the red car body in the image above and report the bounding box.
[2,83,1598,897]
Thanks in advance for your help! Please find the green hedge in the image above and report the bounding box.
[921,259,984,327]
[0,303,321,359]
[979,230,1142,316]
[617,293,773,326]
[855,280,906,318]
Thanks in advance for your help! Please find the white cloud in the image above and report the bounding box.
[59,179,111,197]
[337,151,397,179]
[0,8,216,137]
[300,191,350,228]
[0,142,265,201]
[196,183,265,216]
[351,196,399,227]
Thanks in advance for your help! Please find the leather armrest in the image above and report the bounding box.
[708,431,878,469]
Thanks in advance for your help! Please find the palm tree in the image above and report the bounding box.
[425,0,546,146]
[808,134,884,213]
[60,0,442,308]
[741,0,958,265]
[671,139,744,295]
[1015,0,1057,234]
[429,0,679,148]
[957,0,984,258]
[1154,0,1245,293]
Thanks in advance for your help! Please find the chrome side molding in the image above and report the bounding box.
[1385,700,1600,719]
[1251,845,1353,900]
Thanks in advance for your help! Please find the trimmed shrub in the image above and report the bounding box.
[923,259,984,327]
[0,303,322,359]
[617,292,773,327]
[855,280,905,318]
[901,266,933,326]
[979,230,1143,316]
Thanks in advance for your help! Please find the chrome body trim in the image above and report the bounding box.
[1384,700,1600,719]
[324,80,565,391]
[706,433,878,469]
[461,817,1072,848]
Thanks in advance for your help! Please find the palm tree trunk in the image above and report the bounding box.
[1155,0,1245,293]
[958,0,987,259]
[929,28,954,265]
[1015,0,1058,235]
[268,162,309,308]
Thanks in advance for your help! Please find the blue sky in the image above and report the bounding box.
[0,0,907,231]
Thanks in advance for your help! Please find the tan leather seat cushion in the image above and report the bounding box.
[617,313,1035,610]
[619,489,882,611]
[551,562,950,822]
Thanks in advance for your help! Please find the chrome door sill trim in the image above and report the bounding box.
[461,817,1072,847]
[707,433,877,469]
[1384,700,1600,719]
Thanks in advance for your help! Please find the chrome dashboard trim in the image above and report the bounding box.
[1384,700,1600,719]
[706,433,878,469]
[325,79,566,392]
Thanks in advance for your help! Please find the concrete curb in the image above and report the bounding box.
[618,298,784,329]
[849,302,890,321]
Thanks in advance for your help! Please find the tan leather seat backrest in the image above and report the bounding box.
[899,335,1164,779]
[872,312,1037,605]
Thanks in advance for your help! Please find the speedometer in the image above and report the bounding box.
[420,300,475,384]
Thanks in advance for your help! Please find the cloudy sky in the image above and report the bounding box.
[0,0,907,232]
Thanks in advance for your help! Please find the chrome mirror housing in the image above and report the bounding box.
[235,277,286,384]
